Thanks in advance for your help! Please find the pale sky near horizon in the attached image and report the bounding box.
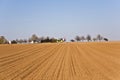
[0,0,120,41]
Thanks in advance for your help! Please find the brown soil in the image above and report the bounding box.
[0,42,120,80]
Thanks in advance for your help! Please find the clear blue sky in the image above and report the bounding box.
[0,0,120,41]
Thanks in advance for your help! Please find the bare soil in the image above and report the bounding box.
[0,42,120,80]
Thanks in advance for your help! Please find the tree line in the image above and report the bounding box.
[71,34,108,42]
[0,34,66,44]
[0,34,108,44]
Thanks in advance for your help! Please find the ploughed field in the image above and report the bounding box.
[0,42,120,80]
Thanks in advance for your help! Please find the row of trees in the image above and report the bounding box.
[72,34,108,42]
[9,34,66,44]
[28,34,66,43]
[0,34,108,44]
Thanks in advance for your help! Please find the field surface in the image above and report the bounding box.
[0,42,120,80]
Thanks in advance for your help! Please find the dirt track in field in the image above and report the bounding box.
[0,42,120,80]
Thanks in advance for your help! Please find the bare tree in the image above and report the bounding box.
[86,35,91,42]
[97,34,103,41]
[75,36,81,42]
[19,39,24,43]
[81,36,85,42]
[29,34,39,43]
